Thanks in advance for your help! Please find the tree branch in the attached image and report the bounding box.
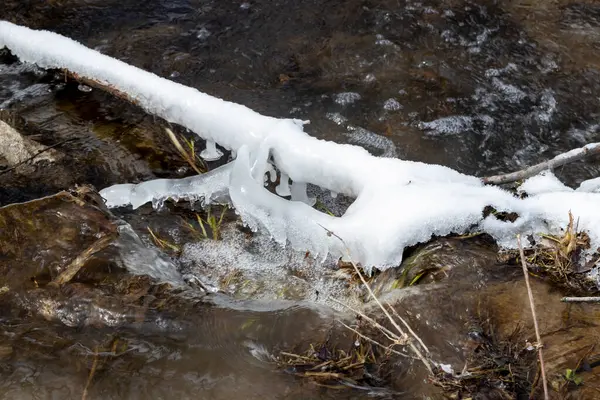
[482,143,600,185]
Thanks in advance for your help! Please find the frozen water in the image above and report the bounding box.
[100,162,232,208]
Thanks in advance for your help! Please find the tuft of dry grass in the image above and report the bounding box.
[147,227,180,253]
[498,211,597,294]
[165,128,206,175]
[181,206,228,241]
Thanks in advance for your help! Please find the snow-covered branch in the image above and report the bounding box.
[482,143,600,185]
[2,21,600,272]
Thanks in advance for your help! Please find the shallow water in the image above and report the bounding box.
[3,0,600,398]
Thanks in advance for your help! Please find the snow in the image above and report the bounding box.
[3,21,600,273]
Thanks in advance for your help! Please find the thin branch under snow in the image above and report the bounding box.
[482,143,600,185]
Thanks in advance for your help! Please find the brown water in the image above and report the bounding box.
[3,1,600,399]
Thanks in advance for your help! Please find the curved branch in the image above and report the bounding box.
[482,143,600,185]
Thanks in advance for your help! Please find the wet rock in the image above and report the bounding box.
[0,188,116,289]
[0,120,60,170]
[0,189,352,400]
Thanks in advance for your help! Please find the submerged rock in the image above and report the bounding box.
[0,120,60,167]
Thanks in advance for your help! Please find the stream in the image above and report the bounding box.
[2,1,600,399]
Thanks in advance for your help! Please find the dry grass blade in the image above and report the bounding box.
[319,225,434,375]
[147,227,181,252]
[517,234,549,400]
[344,255,434,375]
[165,128,205,175]
[338,321,408,358]
[328,297,402,343]
[387,303,430,355]
[81,345,100,400]
[49,233,115,287]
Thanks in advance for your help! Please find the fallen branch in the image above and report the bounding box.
[517,234,549,400]
[561,296,600,303]
[60,67,600,190]
[66,70,140,106]
[482,143,600,185]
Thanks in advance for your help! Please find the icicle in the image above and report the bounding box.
[100,162,233,209]
[330,191,338,199]
[267,163,277,183]
[276,173,291,197]
[290,181,316,206]
[200,140,223,161]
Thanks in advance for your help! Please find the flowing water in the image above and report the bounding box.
[3,1,600,399]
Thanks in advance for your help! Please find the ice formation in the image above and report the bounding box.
[3,21,600,272]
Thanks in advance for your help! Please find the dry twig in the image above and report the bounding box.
[561,296,600,303]
[517,234,549,400]
[482,143,600,185]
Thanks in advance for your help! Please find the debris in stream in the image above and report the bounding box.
[498,211,599,295]
[277,333,387,392]
[431,317,537,399]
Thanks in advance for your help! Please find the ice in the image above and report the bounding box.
[275,173,291,196]
[200,140,223,161]
[5,21,600,272]
[116,223,183,285]
[99,162,233,208]
[290,182,315,206]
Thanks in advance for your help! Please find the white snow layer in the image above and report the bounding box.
[3,21,600,272]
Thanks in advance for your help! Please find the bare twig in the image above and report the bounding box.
[67,70,139,105]
[561,296,600,303]
[482,143,600,185]
[517,234,549,400]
